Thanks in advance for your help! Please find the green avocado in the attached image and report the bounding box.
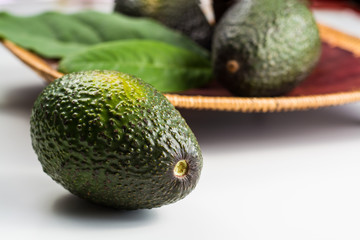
[212,0,321,97]
[114,0,213,49]
[30,70,203,209]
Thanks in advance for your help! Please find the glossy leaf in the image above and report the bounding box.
[0,11,209,58]
[58,40,212,93]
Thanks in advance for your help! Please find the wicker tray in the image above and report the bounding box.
[2,24,360,112]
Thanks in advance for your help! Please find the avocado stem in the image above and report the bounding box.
[226,60,240,73]
[174,160,189,178]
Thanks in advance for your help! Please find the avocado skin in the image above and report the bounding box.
[212,0,321,97]
[30,71,202,209]
[114,0,213,50]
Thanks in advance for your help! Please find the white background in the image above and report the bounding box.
[1,1,360,239]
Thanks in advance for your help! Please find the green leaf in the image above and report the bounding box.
[0,11,209,58]
[58,40,213,93]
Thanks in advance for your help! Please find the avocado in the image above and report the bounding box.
[114,0,213,49]
[212,0,321,97]
[30,70,203,209]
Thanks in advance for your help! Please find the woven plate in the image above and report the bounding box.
[2,24,360,112]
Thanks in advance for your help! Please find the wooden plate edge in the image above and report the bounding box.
[2,23,360,112]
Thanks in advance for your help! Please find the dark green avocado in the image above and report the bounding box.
[212,0,321,97]
[30,70,202,209]
[114,0,213,49]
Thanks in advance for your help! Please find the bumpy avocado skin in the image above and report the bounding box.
[114,0,213,49]
[212,0,321,97]
[30,71,202,209]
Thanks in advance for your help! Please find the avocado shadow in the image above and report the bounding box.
[0,83,45,118]
[52,194,158,228]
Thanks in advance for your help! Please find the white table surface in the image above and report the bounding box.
[1,3,360,240]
